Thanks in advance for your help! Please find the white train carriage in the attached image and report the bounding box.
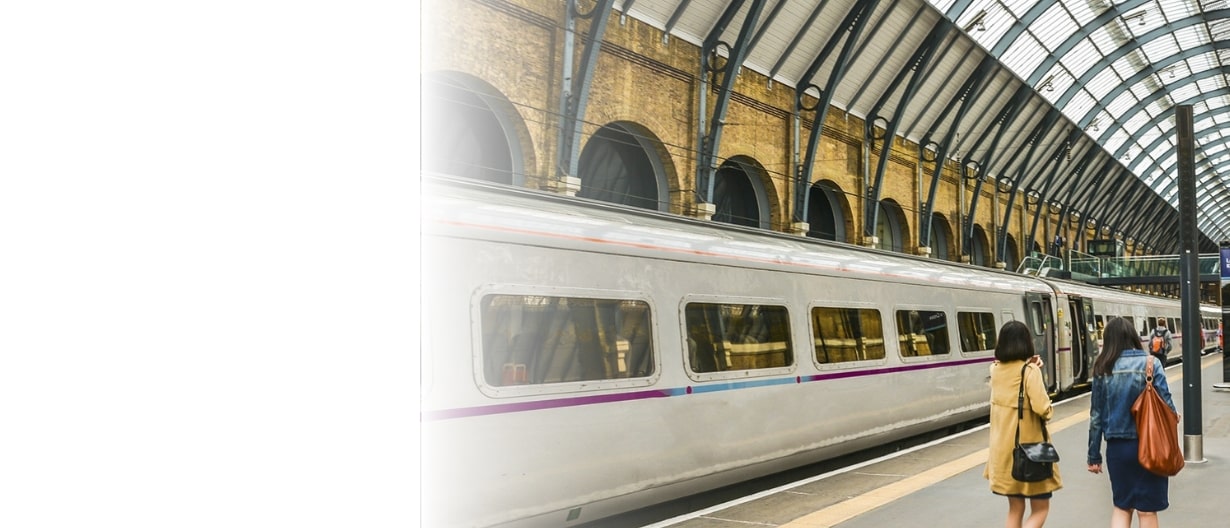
[1041,279,1217,375]
[420,176,1060,527]
[1199,305,1221,353]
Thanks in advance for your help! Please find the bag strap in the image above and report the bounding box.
[1016,362,1051,447]
[1143,353,1155,389]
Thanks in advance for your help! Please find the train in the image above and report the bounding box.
[419,175,1220,528]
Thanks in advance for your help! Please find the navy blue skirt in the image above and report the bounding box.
[1106,438,1169,512]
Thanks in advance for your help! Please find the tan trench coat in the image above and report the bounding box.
[983,360,1063,495]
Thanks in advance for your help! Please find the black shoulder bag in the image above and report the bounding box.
[1011,363,1060,482]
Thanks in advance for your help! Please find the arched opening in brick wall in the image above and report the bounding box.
[875,200,907,253]
[578,121,671,211]
[928,212,953,261]
[1004,233,1021,271]
[713,156,769,229]
[806,181,850,243]
[421,71,529,185]
[970,224,991,267]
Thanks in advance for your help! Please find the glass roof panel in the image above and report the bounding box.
[1130,79,1161,101]
[1066,90,1099,122]
[1141,36,1181,64]
[1210,19,1230,40]
[1062,38,1103,78]
[924,0,1230,243]
[1107,90,1139,119]
[1110,54,1146,82]
[1087,68,1123,100]
[1106,129,1132,153]
[1154,148,1177,168]
[1124,110,1156,134]
[1196,76,1227,94]
[1171,82,1201,102]
[962,1,1013,49]
[1036,68,1069,103]
[1033,5,1079,50]
[1087,24,1124,57]
[1145,98,1174,121]
[1065,0,1103,25]
[1001,0,1035,16]
[1172,25,1210,49]
[1158,0,1203,19]
[1001,32,1049,73]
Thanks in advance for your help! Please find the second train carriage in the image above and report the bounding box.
[420,175,1212,528]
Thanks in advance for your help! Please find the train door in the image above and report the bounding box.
[1023,292,1056,392]
[1068,296,1097,387]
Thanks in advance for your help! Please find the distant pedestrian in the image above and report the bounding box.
[1087,317,1178,528]
[1148,317,1173,365]
[985,320,1061,528]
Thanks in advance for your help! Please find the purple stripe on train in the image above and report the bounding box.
[422,356,994,421]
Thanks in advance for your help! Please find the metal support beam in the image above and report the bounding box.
[662,0,694,42]
[996,110,1062,260]
[864,21,951,241]
[921,56,997,252]
[963,86,1031,258]
[792,0,879,226]
[695,0,769,206]
[1024,134,1077,254]
[555,0,618,188]
[1177,104,1206,463]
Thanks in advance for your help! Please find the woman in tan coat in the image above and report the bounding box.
[984,320,1062,528]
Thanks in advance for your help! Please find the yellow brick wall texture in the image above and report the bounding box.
[423,0,1071,263]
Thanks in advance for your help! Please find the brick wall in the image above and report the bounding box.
[422,0,1057,263]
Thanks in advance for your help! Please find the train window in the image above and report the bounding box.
[811,307,885,364]
[1147,317,1158,330]
[1094,315,1104,339]
[684,303,792,372]
[957,311,998,352]
[895,309,951,356]
[480,295,654,386]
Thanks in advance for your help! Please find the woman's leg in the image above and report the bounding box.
[1110,507,1133,528]
[1005,497,1025,528]
[1136,510,1159,528]
[1023,498,1049,528]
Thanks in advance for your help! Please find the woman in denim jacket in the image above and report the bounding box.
[1087,317,1178,528]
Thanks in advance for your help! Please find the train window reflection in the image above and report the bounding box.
[811,307,885,363]
[684,303,793,372]
[480,295,654,386]
[895,309,950,356]
[957,311,997,352]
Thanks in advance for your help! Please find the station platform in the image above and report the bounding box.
[649,353,1230,527]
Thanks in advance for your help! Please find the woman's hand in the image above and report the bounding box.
[1030,355,1043,368]
[1087,463,1102,474]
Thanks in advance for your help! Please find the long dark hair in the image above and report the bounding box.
[1093,317,1142,377]
[994,320,1034,362]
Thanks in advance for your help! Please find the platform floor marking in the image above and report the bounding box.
[780,355,1216,528]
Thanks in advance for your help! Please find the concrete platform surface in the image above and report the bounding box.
[653,353,1230,528]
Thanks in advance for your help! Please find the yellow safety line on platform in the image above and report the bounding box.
[780,354,1218,528]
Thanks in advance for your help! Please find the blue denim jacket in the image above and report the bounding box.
[1087,349,1177,465]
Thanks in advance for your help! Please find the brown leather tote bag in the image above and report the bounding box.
[1130,357,1184,476]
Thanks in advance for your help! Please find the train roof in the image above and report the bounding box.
[1039,276,1215,309]
[423,176,1051,295]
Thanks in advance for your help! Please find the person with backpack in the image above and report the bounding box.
[1149,317,1173,365]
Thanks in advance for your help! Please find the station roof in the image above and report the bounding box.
[620,0,1230,252]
